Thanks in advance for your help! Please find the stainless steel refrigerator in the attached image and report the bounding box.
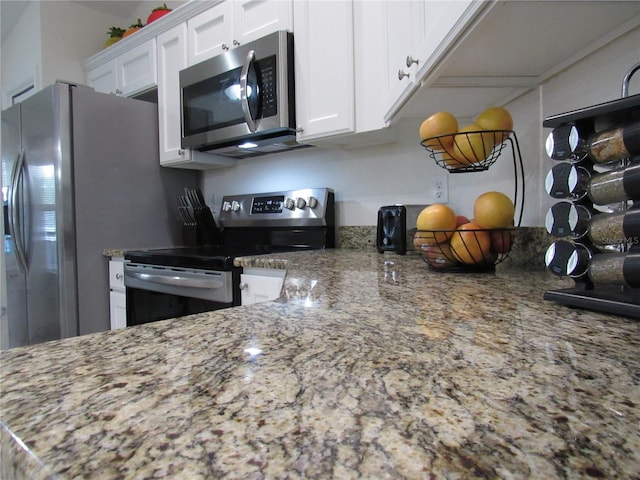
[1,81,198,349]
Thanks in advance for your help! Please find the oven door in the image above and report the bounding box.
[124,263,236,326]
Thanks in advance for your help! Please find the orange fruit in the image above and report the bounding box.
[441,143,468,169]
[415,204,457,244]
[452,124,494,164]
[450,222,491,264]
[419,112,458,150]
[473,191,515,229]
[475,107,513,144]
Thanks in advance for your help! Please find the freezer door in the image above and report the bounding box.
[2,104,29,348]
[1,84,79,348]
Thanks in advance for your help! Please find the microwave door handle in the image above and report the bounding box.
[8,149,28,272]
[240,49,258,133]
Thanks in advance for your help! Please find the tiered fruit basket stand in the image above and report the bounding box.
[417,129,525,273]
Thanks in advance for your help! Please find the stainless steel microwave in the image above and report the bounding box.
[179,30,306,158]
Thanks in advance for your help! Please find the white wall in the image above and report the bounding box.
[127,1,187,26]
[1,1,41,106]
[39,2,123,88]
[202,25,640,228]
[0,1,123,109]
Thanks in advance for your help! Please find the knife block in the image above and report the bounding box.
[183,224,198,246]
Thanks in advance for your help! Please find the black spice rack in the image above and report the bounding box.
[543,65,640,319]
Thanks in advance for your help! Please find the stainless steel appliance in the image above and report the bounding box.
[1,81,198,349]
[123,188,334,325]
[180,30,306,159]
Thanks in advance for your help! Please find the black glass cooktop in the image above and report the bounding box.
[124,244,310,270]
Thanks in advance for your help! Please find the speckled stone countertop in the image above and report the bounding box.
[2,250,639,479]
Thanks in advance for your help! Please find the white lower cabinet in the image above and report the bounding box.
[240,268,286,306]
[109,259,127,330]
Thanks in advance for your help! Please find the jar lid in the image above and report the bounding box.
[545,201,590,238]
[545,124,589,161]
[544,163,588,200]
[545,240,590,277]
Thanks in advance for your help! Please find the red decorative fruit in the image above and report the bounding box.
[147,4,172,24]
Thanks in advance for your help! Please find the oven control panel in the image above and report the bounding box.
[218,188,334,227]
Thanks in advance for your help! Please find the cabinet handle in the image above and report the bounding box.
[398,69,409,80]
[178,149,185,156]
[233,39,240,46]
[115,273,123,280]
[406,55,419,68]
[295,126,304,133]
[222,43,229,51]
[115,89,122,95]
[239,283,249,290]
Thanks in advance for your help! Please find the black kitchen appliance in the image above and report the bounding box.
[543,62,640,319]
[124,188,334,325]
[376,205,428,255]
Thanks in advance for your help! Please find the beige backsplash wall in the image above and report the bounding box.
[202,25,640,228]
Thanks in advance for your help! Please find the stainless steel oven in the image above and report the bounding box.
[179,30,305,158]
[124,188,335,326]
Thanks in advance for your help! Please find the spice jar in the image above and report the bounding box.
[545,201,591,239]
[588,251,640,287]
[545,240,591,277]
[588,119,640,164]
[545,163,590,200]
[587,163,640,205]
[545,124,590,162]
[588,207,640,249]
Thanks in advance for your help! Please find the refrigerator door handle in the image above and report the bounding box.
[8,149,28,272]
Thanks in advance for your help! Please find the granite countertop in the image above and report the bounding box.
[1,250,639,479]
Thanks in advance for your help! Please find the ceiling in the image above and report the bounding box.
[1,1,144,41]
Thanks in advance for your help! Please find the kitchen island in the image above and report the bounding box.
[1,250,639,479]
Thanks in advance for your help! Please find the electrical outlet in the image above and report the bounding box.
[430,175,448,202]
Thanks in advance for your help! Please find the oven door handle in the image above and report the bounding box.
[126,271,224,290]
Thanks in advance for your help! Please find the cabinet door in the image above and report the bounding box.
[109,291,127,330]
[414,0,475,79]
[157,24,192,165]
[187,2,234,66]
[233,0,293,45]
[383,1,425,118]
[294,0,354,141]
[240,273,285,305]
[86,61,117,95]
[117,39,158,97]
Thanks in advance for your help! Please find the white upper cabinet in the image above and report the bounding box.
[187,0,292,66]
[293,0,355,142]
[157,24,192,166]
[187,2,234,66]
[233,0,293,45]
[383,1,425,117]
[382,0,479,122]
[388,1,640,123]
[87,39,157,97]
[293,0,394,147]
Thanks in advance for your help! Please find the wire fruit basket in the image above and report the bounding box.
[415,227,517,273]
[420,129,516,172]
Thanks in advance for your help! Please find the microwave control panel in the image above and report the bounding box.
[258,56,277,118]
